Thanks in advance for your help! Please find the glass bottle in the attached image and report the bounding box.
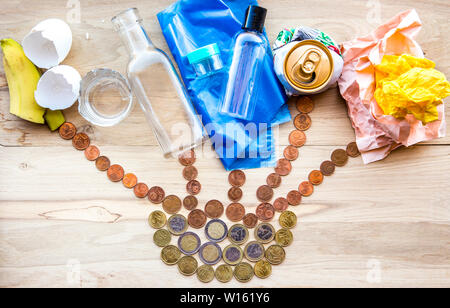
[112,8,206,157]
[220,5,268,121]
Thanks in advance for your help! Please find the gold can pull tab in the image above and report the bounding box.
[292,50,321,84]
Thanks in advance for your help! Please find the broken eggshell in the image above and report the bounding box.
[35,65,81,110]
[22,19,72,69]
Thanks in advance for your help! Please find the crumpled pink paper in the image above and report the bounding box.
[338,9,446,164]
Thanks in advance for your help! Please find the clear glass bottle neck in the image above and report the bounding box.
[118,23,155,56]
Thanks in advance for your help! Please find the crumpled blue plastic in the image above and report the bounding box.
[157,0,290,171]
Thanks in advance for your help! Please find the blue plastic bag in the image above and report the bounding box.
[157,0,290,170]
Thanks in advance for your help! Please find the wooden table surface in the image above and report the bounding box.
[1,0,449,288]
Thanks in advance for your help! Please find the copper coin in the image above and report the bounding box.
[182,165,198,181]
[95,156,111,171]
[186,180,201,195]
[243,213,258,229]
[273,197,289,212]
[134,183,149,198]
[331,149,348,167]
[228,170,246,187]
[294,114,312,131]
[289,130,307,147]
[320,161,335,176]
[178,149,196,166]
[228,187,243,202]
[256,203,275,222]
[205,200,224,219]
[107,164,124,182]
[296,96,315,114]
[299,181,314,197]
[287,190,302,206]
[122,173,138,189]
[226,203,246,222]
[256,185,274,202]
[59,122,77,140]
[84,145,100,161]
[274,159,292,176]
[148,186,165,204]
[188,209,207,229]
[309,170,324,186]
[266,173,282,188]
[283,145,299,161]
[346,142,360,158]
[183,195,198,210]
[162,195,182,214]
[72,133,90,151]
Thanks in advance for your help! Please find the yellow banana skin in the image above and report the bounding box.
[1,38,45,124]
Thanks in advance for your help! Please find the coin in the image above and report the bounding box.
[95,156,110,171]
[84,145,100,161]
[161,245,181,265]
[296,96,314,114]
[122,173,138,189]
[148,210,167,229]
[275,228,294,247]
[255,203,275,222]
[254,223,275,244]
[254,259,272,279]
[331,149,348,167]
[163,195,182,214]
[228,224,249,245]
[205,200,224,219]
[223,244,244,266]
[168,214,188,235]
[59,122,77,140]
[283,145,299,161]
[273,197,289,212]
[178,149,196,166]
[182,165,198,181]
[279,211,297,229]
[243,213,258,229]
[228,170,246,187]
[107,164,124,182]
[188,209,207,229]
[72,133,90,151]
[178,256,198,276]
[286,190,302,206]
[197,264,215,283]
[153,229,171,247]
[298,181,314,197]
[274,159,292,176]
[265,245,286,265]
[294,114,312,131]
[320,160,336,176]
[266,173,282,189]
[228,187,243,202]
[148,186,165,204]
[346,141,360,158]
[183,195,198,211]
[289,130,307,147]
[178,232,201,255]
[226,203,245,222]
[134,183,149,198]
[244,241,265,262]
[215,264,233,283]
[234,262,254,283]
[308,170,324,185]
[186,180,201,195]
[257,185,274,202]
[199,242,222,265]
[205,219,228,242]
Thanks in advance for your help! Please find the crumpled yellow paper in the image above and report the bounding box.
[374,54,450,124]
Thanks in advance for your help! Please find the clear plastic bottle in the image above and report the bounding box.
[112,8,206,157]
[220,5,268,121]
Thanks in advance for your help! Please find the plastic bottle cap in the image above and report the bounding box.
[242,5,267,33]
[187,43,221,64]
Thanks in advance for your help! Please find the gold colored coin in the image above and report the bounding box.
[265,245,286,265]
[162,195,182,214]
[197,265,215,283]
[254,259,272,279]
[279,211,297,229]
[148,210,167,229]
[233,262,254,283]
[215,264,233,283]
[161,245,181,265]
[275,228,294,247]
[223,244,244,266]
[153,229,171,247]
[177,256,198,276]
[179,233,200,254]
